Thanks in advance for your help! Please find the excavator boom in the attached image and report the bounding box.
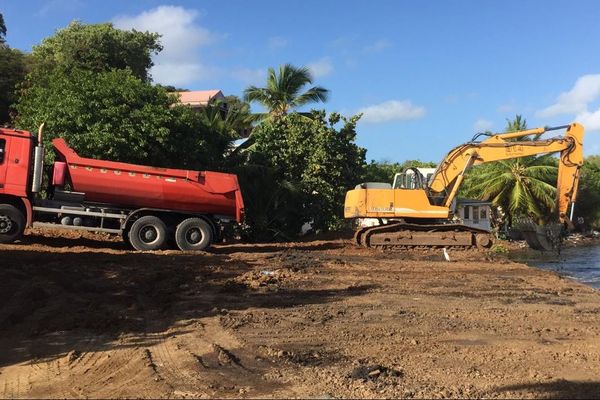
[429,123,584,221]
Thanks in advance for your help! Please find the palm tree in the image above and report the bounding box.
[243,64,329,118]
[199,97,255,141]
[463,156,558,225]
[462,116,559,225]
[505,114,527,132]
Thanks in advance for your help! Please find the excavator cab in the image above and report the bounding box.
[392,168,435,189]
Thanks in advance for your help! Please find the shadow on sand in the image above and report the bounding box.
[494,380,600,399]
[0,245,373,368]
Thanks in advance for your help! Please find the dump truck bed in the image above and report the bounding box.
[52,138,244,222]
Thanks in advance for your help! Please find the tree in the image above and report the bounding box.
[461,116,560,226]
[236,110,365,240]
[0,47,27,124]
[27,21,161,83]
[0,13,6,45]
[363,160,436,184]
[573,156,600,229]
[461,155,558,225]
[14,21,235,169]
[15,68,230,169]
[0,14,28,125]
[243,64,329,117]
[199,96,255,142]
[505,114,527,132]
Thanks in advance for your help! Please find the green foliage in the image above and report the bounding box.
[28,21,161,83]
[0,13,6,44]
[15,68,229,169]
[505,114,527,132]
[244,64,329,117]
[13,21,233,170]
[490,243,509,254]
[236,110,365,240]
[574,156,600,228]
[0,13,29,125]
[363,160,436,184]
[233,165,305,241]
[0,45,28,124]
[198,96,254,141]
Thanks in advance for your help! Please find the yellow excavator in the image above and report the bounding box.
[344,123,585,250]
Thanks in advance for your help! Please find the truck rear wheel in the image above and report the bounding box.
[175,218,213,251]
[0,204,26,244]
[128,215,167,251]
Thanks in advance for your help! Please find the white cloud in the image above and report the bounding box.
[575,109,600,131]
[473,118,493,132]
[363,39,392,53]
[268,36,288,50]
[152,64,217,87]
[536,74,600,131]
[307,57,333,78]
[358,100,426,123]
[231,68,266,85]
[113,6,218,86]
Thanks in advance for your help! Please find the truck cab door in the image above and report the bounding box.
[0,138,7,191]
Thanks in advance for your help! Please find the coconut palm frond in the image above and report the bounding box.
[525,165,558,181]
[526,178,556,209]
[244,64,329,116]
[470,174,512,200]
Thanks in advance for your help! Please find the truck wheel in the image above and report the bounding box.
[122,228,134,249]
[128,216,167,251]
[0,204,26,244]
[175,218,213,251]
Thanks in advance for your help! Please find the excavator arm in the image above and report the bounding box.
[428,123,585,223]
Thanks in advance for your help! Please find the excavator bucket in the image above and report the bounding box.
[515,219,564,252]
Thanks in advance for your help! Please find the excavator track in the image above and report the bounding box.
[354,222,493,250]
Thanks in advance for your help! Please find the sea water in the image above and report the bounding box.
[521,245,600,290]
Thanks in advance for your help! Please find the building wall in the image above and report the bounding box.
[458,204,491,231]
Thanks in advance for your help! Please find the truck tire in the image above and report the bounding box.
[121,228,134,249]
[175,218,213,251]
[128,215,167,251]
[0,204,26,244]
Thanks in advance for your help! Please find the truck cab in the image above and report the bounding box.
[0,128,35,242]
[0,129,34,196]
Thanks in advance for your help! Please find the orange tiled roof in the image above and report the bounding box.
[176,90,225,106]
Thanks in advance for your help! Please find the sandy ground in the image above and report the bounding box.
[1,228,600,399]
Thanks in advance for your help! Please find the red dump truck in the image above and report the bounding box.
[0,126,244,251]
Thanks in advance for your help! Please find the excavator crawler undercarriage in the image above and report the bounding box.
[354,221,493,250]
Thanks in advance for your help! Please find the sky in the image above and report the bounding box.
[3,0,600,162]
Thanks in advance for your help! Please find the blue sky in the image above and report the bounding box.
[3,0,600,162]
